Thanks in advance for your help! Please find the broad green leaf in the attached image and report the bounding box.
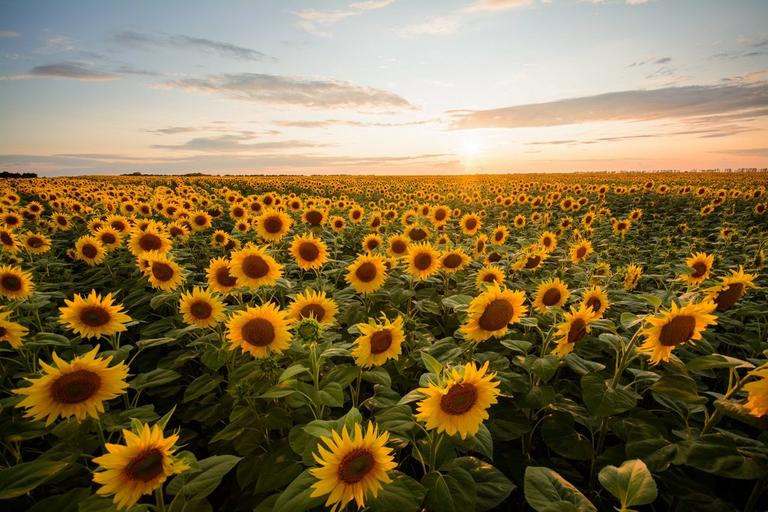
[524,466,596,512]
[272,469,326,512]
[449,457,516,512]
[166,454,241,501]
[581,373,637,417]
[541,412,593,461]
[129,368,181,390]
[598,459,658,511]
[421,351,443,375]
[367,471,427,512]
[422,467,476,512]
[0,459,70,499]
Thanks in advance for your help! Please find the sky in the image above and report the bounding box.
[0,0,767,176]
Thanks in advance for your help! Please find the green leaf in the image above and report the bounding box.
[316,381,344,407]
[136,337,176,349]
[449,457,516,512]
[155,405,176,430]
[375,404,417,434]
[581,373,637,417]
[29,488,91,512]
[442,294,474,310]
[273,469,326,512]
[421,351,443,375]
[524,466,596,512]
[367,471,427,512]
[167,455,241,502]
[680,434,768,479]
[0,459,70,499]
[129,368,181,390]
[183,374,220,403]
[530,356,559,383]
[685,354,754,372]
[541,412,593,461]
[620,312,643,330]
[598,459,657,511]
[651,374,703,404]
[422,467,476,512]
[279,364,309,383]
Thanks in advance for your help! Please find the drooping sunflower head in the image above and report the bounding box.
[569,239,593,265]
[346,254,388,294]
[0,264,34,300]
[257,209,293,242]
[287,289,339,326]
[75,235,106,266]
[533,277,570,313]
[638,300,718,364]
[460,284,527,342]
[580,286,610,318]
[291,232,329,270]
[0,228,19,253]
[0,309,28,349]
[206,257,239,294]
[406,242,440,280]
[682,252,715,286]
[229,245,283,289]
[705,266,757,311]
[309,422,397,512]
[179,287,226,328]
[475,265,505,289]
[141,251,185,292]
[92,422,189,510]
[20,232,52,254]
[551,304,597,357]
[352,315,405,368]
[415,361,501,439]
[14,347,129,426]
[226,302,293,358]
[624,263,643,291]
[59,290,132,339]
[440,248,471,273]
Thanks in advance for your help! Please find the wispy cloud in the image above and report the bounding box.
[275,118,436,128]
[628,55,671,66]
[152,134,332,152]
[526,125,756,146]
[113,31,275,62]
[0,31,20,39]
[714,147,768,157]
[1,62,119,81]
[400,0,531,37]
[451,81,768,129]
[293,0,396,37]
[161,73,415,110]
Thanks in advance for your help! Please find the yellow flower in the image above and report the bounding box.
[705,266,757,311]
[580,286,610,318]
[129,225,172,257]
[744,366,768,417]
[346,254,388,294]
[142,252,185,291]
[0,264,34,300]
[624,263,643,291]
[533,277,570,313]
[256,209,293,242]
[415,361,501,439]
[406,242,440,280]
[569,239,593,265]
[291,232,329,271]
[20,232,52,254]
[352,315,405,367]
[681,252,714,286]
[552,305,597,357]
[638,301,718,364]
[92,423,189,510]
[0,309,28,348]
[178,287,226,328]
[226,303,293,358]
[475,265,505,289]
[206,257,239,294]
[59,290,132,339]
[14,347,129,426]
[460,213,482,236]
[310,423,397,512]
[538,231,558,253]
[386,234,410,259]
[229,245,283,289]
[440,248,471,273]
[287,289,339,326]
[460,284,527,342]
[75,235,106,266]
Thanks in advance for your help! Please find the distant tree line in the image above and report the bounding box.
[0,171,37,179]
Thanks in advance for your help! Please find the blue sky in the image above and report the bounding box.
[0,0,767,175]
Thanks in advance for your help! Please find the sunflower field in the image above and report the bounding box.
[1,172,767,512]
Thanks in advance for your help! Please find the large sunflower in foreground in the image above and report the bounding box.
[460,284,527,342]
[681,252,714,286]
[406,242,440,280]
[580,285,610,318]
[92,423,189,510]
[59,290,132,339]
[415,361,501,439]
[310,423,396,512]
[638,300,718,364]
[346,254,388,294]
[352,315,405,368]
[551,305,597,356]
[0,309,28,348]
[0,264,34,300]
[178,287,226,328]
[705,266,757,311]
[14,347,129,425]
[744,366,768,417]
[533,277,570,313]
[287,289,338,326]
[291,232,329,270]
[226,303,293,358]
[229,245,283,289]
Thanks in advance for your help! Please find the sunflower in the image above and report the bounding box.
[0,264,34,300]
[0,309,28,348]
[539,231,558,252]
[129,225,171,257]
[386,234,410,259]
[206,257,239,294]
[569,239,593,264]
[361,234,383,254]
[460,213,482,236]
[551,305,597,356]
[513,214,526,228]
[744,366,768,417]
[533,277,570,313]
[475,265,505,289]
[179,287,226,328]
[303,208,327,227]
[75,236,106,266]
[638,300,718,364]
[406,242,440,280]
[490,225,509,245]
[142,252,184,291]
[20,232,52,254]
[460,284,527,342]
[511,246,547,271]
[705,266,757,311]
[59,290,132,339]
[430,205,451,226]
[256,209,293,242]
[188,210,212,231]
[291,233,329,270]
[226,303,293,358]
[310,423,397,512]
[352,315,405,367]
[210,229,230,247]
[13,347,129,426]
[680,252,714,286]
[92,422,189,510]
[288,289,338,326]
[440,248,471,273]
[229,245,283,289]
[415,361,501,439]
[346,254,388,294]
[624,263,643,291]
[329,215,346,232]
[580,286,610,318]
[0,228,19,253]
[94,227,123,250]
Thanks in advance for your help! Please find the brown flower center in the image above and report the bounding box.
[659,314,696,346]
[241,254,269,279]
[409,228,427,241]
[413,252,433,271]
[391,240,407,254]
[215,265,238,287]
[79,306,111,327]
[524,256,541,269]
[1,274,22,291]
[125,449,165,482]
[300,303,326,321]
[241,318,276,347]
[576,247,587,259]
[488,252,501,263]
[369,329,392,354]
[478,299,514,331]
[434,209,447,221]
[194,215,207,226]
[0,232,13,245]
[482,272,498,283]
[81,244,98,259]
[567,318,587,344]
[152,262,175,282]
[189,300,213,319]
[585,296,602,312]
[355,262,377,283]
[27,236,43,248]
[714,283,744,311]
[338,449,375,484]
[50,369,101,404]
[298,242,320,262]
[465,218,477,230]
[440,382,478,415]
[263,215,283,234]
[690,261,708,279]
[138,233,162,251]
[443,254,462,269]
[305,210,323,226]
[541,288,561,306]
[100,232,116,244]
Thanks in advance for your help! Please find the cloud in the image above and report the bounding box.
[450,81,768,129]
[0,31,20,38]
[151,134,332,152]
[161,73,415,110]
[629,55,672,67]
[275,118,436,128]
[526,125,757,146]
[5,62,119,81]
[113,31,274,62]
[400,0,531,36]
[293,0,396,37]
[714,147,768,158]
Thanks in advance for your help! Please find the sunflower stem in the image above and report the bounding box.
[154,488,166,512]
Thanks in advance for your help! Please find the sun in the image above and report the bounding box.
[457,136,485,166]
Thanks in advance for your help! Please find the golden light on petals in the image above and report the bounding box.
[638,300,718,364]
[59,290,132,339]
[460,284,527,342]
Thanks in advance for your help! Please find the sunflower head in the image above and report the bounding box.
[142,252,185,291]
[59,290,132,339]
[552,304,597,357]
[179,287,226,328]
[291,233,329,270]
[206,257,239,294]
[229,245,283,289]
[406,242,440,280]
[346,254,388,294]
[75,235,106,266]
[681,252,714,286]
[0,309,28,348]
[440,248,470,273]
[460,284,527,342]
[257,209,293,242]
[638,300,718,364]
[569,239,593,265]
[226,303,293,358]
[705,266,757,311]
[475,265,505,289]
[581,286,610,318]
[533,277,570,313]
[287,289,339,326]
[352,315,405,368]
[0,264,34,300]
